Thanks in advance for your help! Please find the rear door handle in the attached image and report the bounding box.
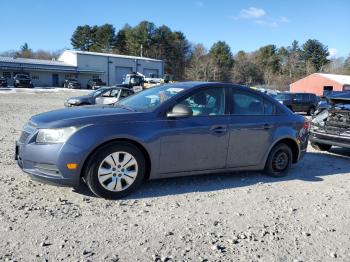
[210,126,227,133]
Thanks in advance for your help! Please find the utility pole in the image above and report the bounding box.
[140,44,143,57]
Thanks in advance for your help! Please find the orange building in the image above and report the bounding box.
[290,73,350,96]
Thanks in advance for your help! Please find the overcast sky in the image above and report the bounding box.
[1,0,349,58]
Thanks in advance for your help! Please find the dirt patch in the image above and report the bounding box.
[0,91,349,261]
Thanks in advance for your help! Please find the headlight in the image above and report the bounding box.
[36,126,82,144]
[312,110,328,127]
[69,99,80,104]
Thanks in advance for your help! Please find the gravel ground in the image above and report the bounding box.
[0,89,350,262]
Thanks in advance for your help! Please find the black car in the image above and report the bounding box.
[87,78,106,90]
[14,74,33,88]
[0,77,8,87]
[63,78,81,89]
[310,92,350,151]
[275,92,318,115]
[64,86,134,107]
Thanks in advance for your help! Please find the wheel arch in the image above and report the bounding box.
[80,138,152,181]
[267,137,300,164]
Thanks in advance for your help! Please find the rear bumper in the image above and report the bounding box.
[310,130,350,148]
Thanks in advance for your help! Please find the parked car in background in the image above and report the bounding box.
[13,74,33,88]
[63,78,81,89]
[310,92,350,151]
[16,82,309,199]
[64,86,134,107]
[0,77,8,87]
[275,92,318,115]
[87,78,106,90]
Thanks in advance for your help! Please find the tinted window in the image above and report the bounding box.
[120,90,130,98]
[178,88,225,116]
[295,94,304,101]
[264,99,276,115]
[232,91,276,115]
[276,93,294,100]
[101,90,112,97]
[110,89,119,97]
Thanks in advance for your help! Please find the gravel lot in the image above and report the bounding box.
[0,88,350,261]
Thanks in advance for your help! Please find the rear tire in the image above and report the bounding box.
[84,142,146,199]
[264,143,292,177]
[310,142,332,151]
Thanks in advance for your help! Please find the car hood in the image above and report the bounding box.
[68,95,92,101]
[30,105,147,128]
[328,93,350,106]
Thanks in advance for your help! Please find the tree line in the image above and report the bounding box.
[2,21,350,90]
[70,22,350,90]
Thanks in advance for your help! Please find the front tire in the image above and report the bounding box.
[310,142,332,151]
[264,143,292,177]
[84,142,146,199]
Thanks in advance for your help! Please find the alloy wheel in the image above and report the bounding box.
[97,151,138,192]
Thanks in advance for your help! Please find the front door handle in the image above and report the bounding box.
[210,126,227,133]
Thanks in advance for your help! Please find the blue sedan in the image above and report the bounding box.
[16,82,309,199]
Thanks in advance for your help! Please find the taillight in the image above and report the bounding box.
[303,120,310,131]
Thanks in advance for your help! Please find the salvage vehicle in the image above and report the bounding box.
[63,78,81,89]
[0,77,8,87]
[276,92,318,115]
[64,86,134,107]
[87,78,106,90]
[310,92,350,151]
[16,82,309,199]
[315,91,350,114]
[14,74,33,88]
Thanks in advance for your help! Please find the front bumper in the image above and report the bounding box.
[310,130,350,149]
[16,137,87,187]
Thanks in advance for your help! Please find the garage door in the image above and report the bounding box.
[143,68,159,78]
[115,67,132,84]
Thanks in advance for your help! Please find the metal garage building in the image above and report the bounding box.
[290,73,350,96]
[0,50,164,88]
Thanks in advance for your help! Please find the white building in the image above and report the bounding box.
[0,50,164,88]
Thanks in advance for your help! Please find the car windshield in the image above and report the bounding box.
[276,93,293,100]
[16,74,30,79]
[117,85,185,112]
[90,87,109,97]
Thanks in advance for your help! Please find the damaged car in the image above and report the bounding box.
[310,92,350,151]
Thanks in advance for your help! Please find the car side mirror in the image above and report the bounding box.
[167,104,193,118]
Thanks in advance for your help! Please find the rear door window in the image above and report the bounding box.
[232,90,276,115]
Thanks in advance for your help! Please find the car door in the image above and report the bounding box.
[227,89,277,168]
[159,86,230,174]
[95,90,112,104]
[293,94,304,112]
[302,94,312,112]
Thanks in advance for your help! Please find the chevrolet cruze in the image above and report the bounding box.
[16,82,309,199]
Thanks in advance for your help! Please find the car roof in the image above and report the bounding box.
[163,81,249,90]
